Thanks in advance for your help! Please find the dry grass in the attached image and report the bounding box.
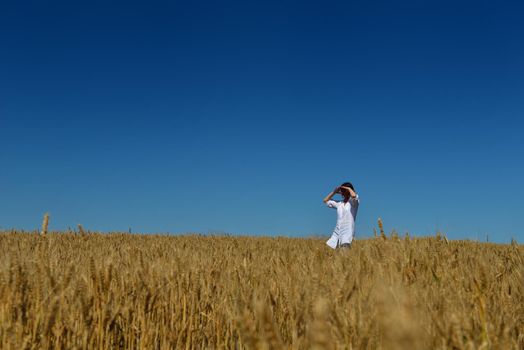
[0,231,522,349]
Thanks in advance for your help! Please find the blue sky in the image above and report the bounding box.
[1,0,523,242]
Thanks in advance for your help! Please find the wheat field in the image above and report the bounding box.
[0,230,522,349]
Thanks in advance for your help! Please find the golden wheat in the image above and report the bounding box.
[40,213,50,235]
[0,231,522,349]
[378,218,386,240]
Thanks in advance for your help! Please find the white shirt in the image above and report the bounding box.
[325,195,360,249]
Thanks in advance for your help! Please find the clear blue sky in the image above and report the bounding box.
[1,0,523,242]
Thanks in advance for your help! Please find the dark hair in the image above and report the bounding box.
[341,182,355,191]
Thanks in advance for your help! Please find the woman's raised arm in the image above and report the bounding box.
[323,187,340,203]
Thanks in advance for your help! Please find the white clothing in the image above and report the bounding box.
[325,195,359,249]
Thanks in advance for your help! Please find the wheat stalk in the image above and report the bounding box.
[41,212,50,235]
[378,218,386,240]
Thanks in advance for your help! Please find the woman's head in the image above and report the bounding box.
[341,182,354,191]
[339,182,355,201]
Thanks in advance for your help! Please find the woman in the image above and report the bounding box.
[323,182,360,249]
